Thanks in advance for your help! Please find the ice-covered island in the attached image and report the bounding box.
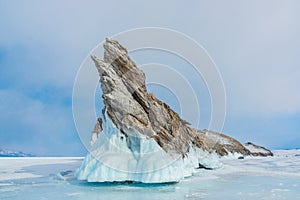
[75,39,273,183]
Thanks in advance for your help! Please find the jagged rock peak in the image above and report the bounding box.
[91,38,254,157]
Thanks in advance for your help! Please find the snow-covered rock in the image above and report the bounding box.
[244,142,273,156]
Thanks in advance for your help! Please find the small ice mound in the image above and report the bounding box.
[75,116,222,183]
[51,170,73,181]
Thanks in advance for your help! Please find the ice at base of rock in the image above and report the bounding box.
[75,115,222,183]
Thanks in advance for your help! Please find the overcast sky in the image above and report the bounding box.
[0,0,299,156]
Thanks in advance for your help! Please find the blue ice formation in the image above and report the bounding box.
[75,116,222,183]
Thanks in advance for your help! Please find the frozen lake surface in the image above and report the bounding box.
[0,150,299,199]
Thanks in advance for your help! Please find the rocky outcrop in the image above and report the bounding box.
[90,38,253,157]
[244,142,273,157]
[76,38,275,183]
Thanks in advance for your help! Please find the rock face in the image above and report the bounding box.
[91,38,251,157]
[76,39,272,183]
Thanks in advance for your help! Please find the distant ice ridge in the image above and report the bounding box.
[75,115,222,183]
[0,148,35,157]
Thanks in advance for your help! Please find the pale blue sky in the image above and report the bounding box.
[0,0,299,156]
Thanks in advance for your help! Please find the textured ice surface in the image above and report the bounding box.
[75,116,222,183]
[0,157,81,181]
[0,150,299,200]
